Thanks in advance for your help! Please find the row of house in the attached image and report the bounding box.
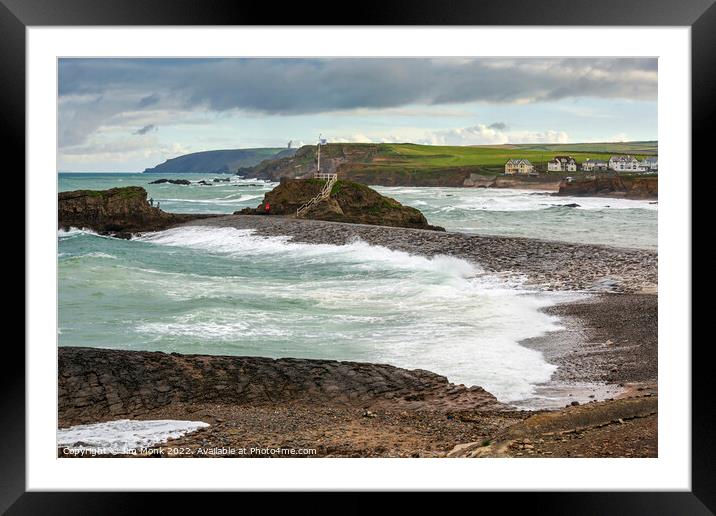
[582,155,658,172]
[504,155,658,175]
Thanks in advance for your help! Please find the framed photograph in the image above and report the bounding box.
[9,0,710,510]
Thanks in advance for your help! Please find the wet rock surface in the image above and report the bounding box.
[58,347,504,428]
[181,214,657,293]
[148,178,191,185]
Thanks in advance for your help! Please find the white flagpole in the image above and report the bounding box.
[317,134,322,173]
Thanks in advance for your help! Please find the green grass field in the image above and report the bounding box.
[375,142,657,172]
[255,141,658,185]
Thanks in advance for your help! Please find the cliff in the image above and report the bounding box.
[239,143,476,186]
[557,175,658,199]
[58,186,215,238]
[235,142,657,187]
[143,148,294,174]
[239,178,444,231]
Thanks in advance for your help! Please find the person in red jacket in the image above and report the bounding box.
[264,202,271,214]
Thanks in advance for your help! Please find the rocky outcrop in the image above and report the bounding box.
[148,178,191,185]
[238,178,444,231]
[557,175,657,199]
[58,186,216,238]
[58,347,504,427]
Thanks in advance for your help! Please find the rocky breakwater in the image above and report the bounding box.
[191,215,657,293]
[58,347,504,427]
[59,186,217,238]
[237,178,444,231]
[557,175,657,199]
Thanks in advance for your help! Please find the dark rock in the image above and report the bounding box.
[148,178,191,185]
[556,175,657,200]
[58,186,217,237]
[58,347,504,427]
[237,178,444,231]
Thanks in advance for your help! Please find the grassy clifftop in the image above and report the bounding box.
[241,142,658,186]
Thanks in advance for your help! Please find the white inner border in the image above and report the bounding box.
[27,27,690,491]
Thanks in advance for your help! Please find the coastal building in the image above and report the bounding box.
[505,158,534,175]
[547,155,577,172]
[609,155,641,172]
[581,159,609,172]
[639,156,658,172]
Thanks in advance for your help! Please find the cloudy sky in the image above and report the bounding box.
[58,58,657,172]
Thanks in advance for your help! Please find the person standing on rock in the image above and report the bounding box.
[149,197,154,207]
[157,201,160,210]
[265,202,271,215]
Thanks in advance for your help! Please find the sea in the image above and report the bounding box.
[58,172,657,408]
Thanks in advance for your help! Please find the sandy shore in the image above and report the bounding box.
[58,216,658,458]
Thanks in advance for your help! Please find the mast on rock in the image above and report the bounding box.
[315,134,328,177]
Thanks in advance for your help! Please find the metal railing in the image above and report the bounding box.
[296,174,338,217]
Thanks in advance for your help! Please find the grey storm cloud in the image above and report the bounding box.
[138,94,160,108]
[58,57,656,147]
[489,122,508,131]
[133,124,157,135]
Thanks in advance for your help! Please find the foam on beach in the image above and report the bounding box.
[57,419,210,453]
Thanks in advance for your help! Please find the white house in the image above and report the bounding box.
[505,158,534,175]
[547,156,577,172]
[609,155,641,172]
[639,156,658,172]
[582,159,609,172]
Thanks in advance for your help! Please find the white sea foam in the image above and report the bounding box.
[377,186,658,212]
[138,226,481,278]
[83,252,117,259]
[57,419,209,452]
[131,225,570,402]
[57,227,100,239]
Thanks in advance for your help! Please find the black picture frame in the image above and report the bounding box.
[6,0,709,511]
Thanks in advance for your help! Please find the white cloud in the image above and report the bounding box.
[422,124,569,146]
[323,125,569,147]
[59,133,191,169]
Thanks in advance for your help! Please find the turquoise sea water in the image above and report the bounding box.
[59,173,657,249]
[58,173,657,406]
